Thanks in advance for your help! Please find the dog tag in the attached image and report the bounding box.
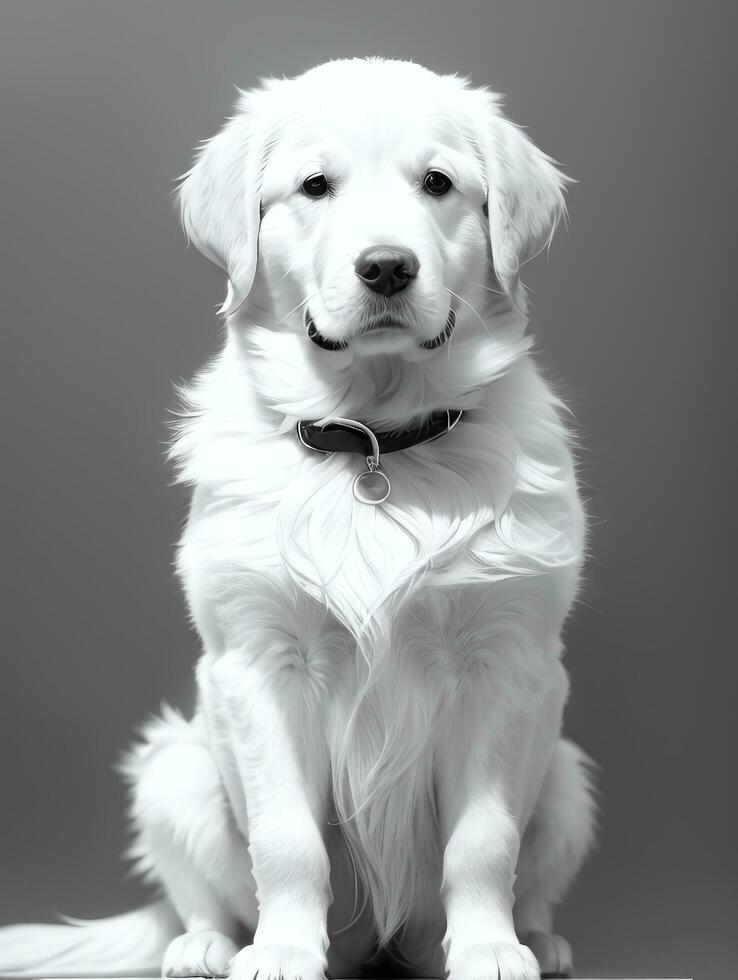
[309,416,391,505]
[353,457,391,505]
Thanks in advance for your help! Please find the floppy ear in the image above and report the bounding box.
[480,103,572,303]
[178,96,264,317]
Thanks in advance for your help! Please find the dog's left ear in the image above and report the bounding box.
[475,95,573,304]
[178,93,265,317]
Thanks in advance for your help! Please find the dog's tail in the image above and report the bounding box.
[0,897,180,978]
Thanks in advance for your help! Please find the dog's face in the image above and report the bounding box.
[255,74,491,357]
[179,59,569,416]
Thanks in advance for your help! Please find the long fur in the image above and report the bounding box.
[0,58,595,980]
[170,334,584,945]
[0,900,180,978]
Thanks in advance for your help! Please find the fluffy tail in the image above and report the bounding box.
[0,898,180,978]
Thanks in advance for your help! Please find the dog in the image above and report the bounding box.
[0,58,596,980]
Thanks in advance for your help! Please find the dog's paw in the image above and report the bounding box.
[519,930,573,979]
[228,943,325,980]
[446,941,540,980]
[162,930,238,978]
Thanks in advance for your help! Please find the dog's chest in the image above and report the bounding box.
[180,395,582,654]
[183,426,514,641]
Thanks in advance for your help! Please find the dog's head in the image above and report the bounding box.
[179,58,570,415]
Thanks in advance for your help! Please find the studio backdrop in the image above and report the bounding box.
[0,3,734,979]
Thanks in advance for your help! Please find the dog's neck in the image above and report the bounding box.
[230,297,531,435]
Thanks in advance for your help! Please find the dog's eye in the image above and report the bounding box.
[302,173,330,198]
[422,170,453,196]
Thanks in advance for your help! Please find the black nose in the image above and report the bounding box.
[354,245,420,297]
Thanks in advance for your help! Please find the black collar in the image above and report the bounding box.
[297,409,463,458]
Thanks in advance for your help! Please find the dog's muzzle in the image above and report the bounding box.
[306,308,456,351]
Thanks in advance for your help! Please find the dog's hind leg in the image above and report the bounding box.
[513,738,597,979]
[120,705,258,977]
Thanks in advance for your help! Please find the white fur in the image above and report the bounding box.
[0,58,596,980]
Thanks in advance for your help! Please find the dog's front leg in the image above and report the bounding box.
[436,637,564,980]
[208,640,332,980]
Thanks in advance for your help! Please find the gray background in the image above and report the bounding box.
[0,2,735,978]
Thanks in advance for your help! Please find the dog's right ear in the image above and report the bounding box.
[178,93,264,317]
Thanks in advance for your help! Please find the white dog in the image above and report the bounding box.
[0,58,596,980]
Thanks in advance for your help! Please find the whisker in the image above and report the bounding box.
[446,287,493,339]
[276,253,311,283]
[280,293,316,324]
[470,279,505,296]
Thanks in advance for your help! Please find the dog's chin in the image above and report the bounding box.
[306,309,456,356]
[352,328,417,356]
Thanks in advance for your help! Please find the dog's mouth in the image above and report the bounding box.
[305,309,456,352]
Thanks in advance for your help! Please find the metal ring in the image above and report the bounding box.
[314,415,381,467]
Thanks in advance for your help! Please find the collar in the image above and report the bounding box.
[296,408,463,458]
